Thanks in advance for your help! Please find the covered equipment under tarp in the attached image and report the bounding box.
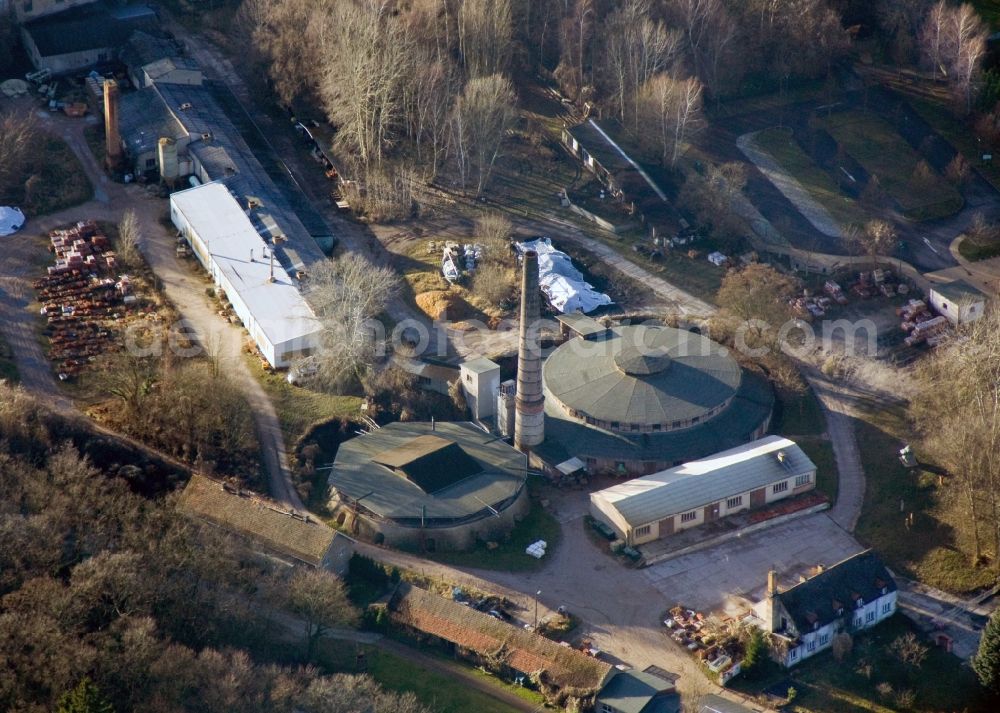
[0,207,26,236]
[517,237,612,314]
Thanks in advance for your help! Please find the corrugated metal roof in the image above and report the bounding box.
[536,369,774,466]
[591,436,815,527]
[328,422,525,522]
[544,326,741,428]
[170,182,320,350]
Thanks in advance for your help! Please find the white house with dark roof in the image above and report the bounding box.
[589,436,816,546]
[752,550,897,667]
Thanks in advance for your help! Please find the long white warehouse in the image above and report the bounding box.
[169,182,322,368]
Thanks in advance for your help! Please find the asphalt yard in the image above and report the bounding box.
[641,513,864,618]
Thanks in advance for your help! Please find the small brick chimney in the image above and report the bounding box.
[103,79,124,171]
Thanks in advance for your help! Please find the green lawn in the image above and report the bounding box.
[424,497,562,572]
[314,640,529,713]
[731,615,986,712]
[906,96,1000,193]
[853,410,997,594]
[959,235,1000,262]
[245,353,363,446]
[772,385,827,437]
[752,127,868,229]
[821,111,963,222]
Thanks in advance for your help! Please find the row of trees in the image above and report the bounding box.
[239,0,861,185]
[0,382,426,713]
[915,307,1000,571]
[243,0,519,193]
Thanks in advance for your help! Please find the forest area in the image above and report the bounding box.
[237,0,995,201]
[0,382,433,713]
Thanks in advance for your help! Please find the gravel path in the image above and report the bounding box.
[0,105,303,509]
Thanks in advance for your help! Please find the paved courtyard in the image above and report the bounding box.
[641,513,864,617]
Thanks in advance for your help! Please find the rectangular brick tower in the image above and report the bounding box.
[103,79,123,171]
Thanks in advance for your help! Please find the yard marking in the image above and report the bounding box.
[586,119,669,203]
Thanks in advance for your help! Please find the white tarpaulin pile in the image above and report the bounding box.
[517,237,612,314]
[0,207,26,237]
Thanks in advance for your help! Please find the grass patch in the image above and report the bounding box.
[0,335,18,384]
[588,228,724,304]
[0,136,92,216]
[958,235,1000,262]
[752,127,868,228]
[246,353,363,445]
[772,385,826,437]
[906,95,1000,193]
[820,111,963,222]
[314,639,533,713]
[853,413,997,595]
[731,615,985,712]
[425,497,562,572]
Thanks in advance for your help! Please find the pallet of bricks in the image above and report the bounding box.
[897,299,948,347]
[32,221,135,380]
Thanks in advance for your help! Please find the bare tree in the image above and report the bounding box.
[283,568,358,660]
[852,219,897,268]
[0,112,37,194]
[306,254,400,392]
[603,0,683,127]
[451,74,517,195]
[458,0,513,78]
[915,307,1000,568]
[638,73,705,167]
[409,53,458,176]
[716,262,798,345]
[245,0,328,104]
[920,1,988,113]
[116,208,142,271]
[318,0,415,167]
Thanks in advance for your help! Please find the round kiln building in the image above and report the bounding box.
[536,323,774,476]
[326,421,529,551]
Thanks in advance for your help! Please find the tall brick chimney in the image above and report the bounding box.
[103,79,123,171]
[514,250,544,452]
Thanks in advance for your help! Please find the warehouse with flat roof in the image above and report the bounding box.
[326,421,530,550]
[169,181,321,368]
[590,436,816,546]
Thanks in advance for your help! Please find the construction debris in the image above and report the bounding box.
[33,221,152,380]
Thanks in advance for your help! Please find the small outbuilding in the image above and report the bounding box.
[595,669,679,713]
[589,436,816,546]
[928,279,986,325]
[177,475,354,573]
[697,695,755,713]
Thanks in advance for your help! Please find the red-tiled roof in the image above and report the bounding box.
[390,583,613,692]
